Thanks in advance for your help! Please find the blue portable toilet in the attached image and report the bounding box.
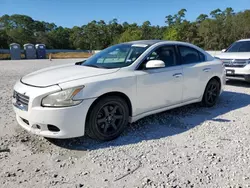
[9,43,21,60]
[35,44,46,59]
[24,43,36,59]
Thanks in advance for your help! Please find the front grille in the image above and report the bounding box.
[13,91,29,107]
[222,59,249,68]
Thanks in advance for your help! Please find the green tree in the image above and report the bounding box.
[48,27,70,49]
[196,14,208,23]
[163,27,179,40]
[118,27,142,43]
[141,21,152,40]
[0,30,8,48]
[0,8,250,51]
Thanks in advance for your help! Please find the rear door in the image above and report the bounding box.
[178,45,213,102]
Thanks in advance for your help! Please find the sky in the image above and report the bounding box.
[0,0,249,28]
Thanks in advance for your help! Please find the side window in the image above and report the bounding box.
[179,46,201,64]
[145,45,177,68]
[199,52,206,61]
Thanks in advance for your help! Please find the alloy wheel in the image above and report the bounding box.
[96,103,125,136]
[205,81,219,106]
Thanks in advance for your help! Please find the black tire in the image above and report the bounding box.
[85,96,129,141]
[202,78,220,107]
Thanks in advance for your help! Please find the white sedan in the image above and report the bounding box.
[13,40,226,141]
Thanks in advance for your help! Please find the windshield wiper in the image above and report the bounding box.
[83,64,107,69]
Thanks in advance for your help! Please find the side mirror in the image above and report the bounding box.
[145,60,165,69]
[221,49,226,53]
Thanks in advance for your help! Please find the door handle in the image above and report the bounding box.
[173,73,183,78]
[203,68,211,72]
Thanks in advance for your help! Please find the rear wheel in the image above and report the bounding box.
[202,79,220,107]
[86,96,129,141]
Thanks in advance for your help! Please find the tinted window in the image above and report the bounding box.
[226,41,250,52]
[146,46,177,67]
[179,46,201,64]
[199,52,206,61]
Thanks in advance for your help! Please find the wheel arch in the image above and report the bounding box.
[85,91,133,123]
[202,76,222,99]
[209,76,221,90]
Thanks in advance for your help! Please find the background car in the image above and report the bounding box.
[13,40,225,141]
[216,39,250,82]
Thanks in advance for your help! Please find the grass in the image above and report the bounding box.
[0,54,12,60]
[48,52,93,59]
[0,52,93,60]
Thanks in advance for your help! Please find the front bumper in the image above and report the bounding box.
[13,80,96,139]
[225,67,250,81]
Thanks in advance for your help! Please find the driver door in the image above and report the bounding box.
[135,45,183,115]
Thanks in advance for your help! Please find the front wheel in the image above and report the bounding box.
[85,96,129,141]
[202,79,220,107]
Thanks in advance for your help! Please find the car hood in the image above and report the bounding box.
[21,63,119,87]
[215,52,250,59]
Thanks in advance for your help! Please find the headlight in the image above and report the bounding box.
[42,86,84,107]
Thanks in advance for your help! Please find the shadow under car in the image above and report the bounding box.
[47,90,250,151]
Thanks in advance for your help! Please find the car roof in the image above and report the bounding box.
[123,40,163,46]
[123,40,196,46]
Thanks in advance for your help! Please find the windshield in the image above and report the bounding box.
[80,43,149,68]
[226,41,250,52]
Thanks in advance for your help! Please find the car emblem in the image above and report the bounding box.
[230,59,235,65]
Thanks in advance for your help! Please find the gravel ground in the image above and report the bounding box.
[0,59,250,188]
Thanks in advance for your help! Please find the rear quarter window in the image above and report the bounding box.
[199,51,206,61]
[179,46,206,64]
